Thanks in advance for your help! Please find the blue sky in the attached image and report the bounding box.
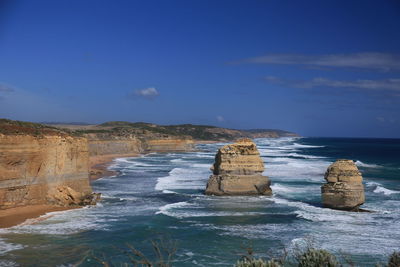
[0,0,399,137]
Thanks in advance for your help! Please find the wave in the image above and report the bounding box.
[355,160,381,168]
[292,143,325,148]
[270,183,297,193]
[374,186,399,195]
[0,207,108,235]
[155,166,208,191]
[0,238,24,256]
[367,182,400,195]
[156,201,268,219]
[156,201,192,216]
[287,153,327,159]
[264,157,328,181]
[170,158,186,163]
[271,197,361,223]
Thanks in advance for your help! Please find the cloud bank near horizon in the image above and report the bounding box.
[265,76,400,94]
[238,52,400,72]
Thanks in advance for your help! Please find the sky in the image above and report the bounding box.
[0,0,400,138]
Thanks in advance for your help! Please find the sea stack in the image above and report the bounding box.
[321,159,365,211]
[205,138,272,196]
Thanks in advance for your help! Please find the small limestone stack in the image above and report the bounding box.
[321,159,365,210]
[47,186,101,207]
[205,138,272,196]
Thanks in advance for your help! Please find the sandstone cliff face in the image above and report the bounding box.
[145,139,194,152]
[321,159,365,210]
[87,138,193,156]
[88,139,145,156]
[0,134,94,209]
[205,138,272,196]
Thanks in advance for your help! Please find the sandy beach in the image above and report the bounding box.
[0,154,138,229]
[0,205,77,228]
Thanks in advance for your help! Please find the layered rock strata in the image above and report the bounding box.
[0,133,97,209]
[88,137,194,156]
[145,139,194,152]
[205,138,272,195]
[321,159,365,210]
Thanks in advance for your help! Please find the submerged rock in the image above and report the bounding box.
[321,159,365,211]
[48,186,101,207]
[205,138,272,196]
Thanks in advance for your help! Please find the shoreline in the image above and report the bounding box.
[0,205,78,229]
[0,141,213,229]
[0,153,139,229]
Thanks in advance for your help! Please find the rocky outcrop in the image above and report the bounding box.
[48,186,100,207]
[321,159,365,210]
[205,138,272,196]
[0,131,97,209]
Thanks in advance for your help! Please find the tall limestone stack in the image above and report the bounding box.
[321,159,365,210]
[205,138,272,196]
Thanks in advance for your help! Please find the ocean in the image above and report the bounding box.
[1,137,400,266]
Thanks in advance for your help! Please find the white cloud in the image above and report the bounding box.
[132,87,159,99]
[240,52,400,72]
[216,115,224,122]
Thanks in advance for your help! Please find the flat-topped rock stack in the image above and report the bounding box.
[321,159,365,211]
[205,138,272,196]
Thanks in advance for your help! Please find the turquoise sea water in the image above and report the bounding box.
[1,137,400,266]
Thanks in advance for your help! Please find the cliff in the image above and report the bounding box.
[321,159,365,211]
[205,138,272,195]
[145,139,194,152]
[47,121,298,141]
[0,119,96,210]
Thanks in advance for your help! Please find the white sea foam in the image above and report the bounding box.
[156,201,193,217]
[0,238,24,256]
[157,206,267,219]
[287,153,326,159]
[0,260,19,267]
[0,207,108,235]
[162,189,177,194]
[272,197,361,223]
[366,182,400,195]
[271,183,296,193]
[292,143,325,148]
[170,158,186,163]
[355,160,380,168]
[155,165,209,191]
[374,186,399,195]
[263,157,329,182]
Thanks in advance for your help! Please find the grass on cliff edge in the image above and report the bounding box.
[0,119,71,136]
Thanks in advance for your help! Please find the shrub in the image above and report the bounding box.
[297,248,339,267]
[388,251,400,267]
[235,258,281,267]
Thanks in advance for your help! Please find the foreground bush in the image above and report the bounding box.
[297,248,339,267]
[235,258,281,267]
[388,251,400,267]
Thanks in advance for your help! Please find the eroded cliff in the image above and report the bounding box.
[0,120,96,209]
